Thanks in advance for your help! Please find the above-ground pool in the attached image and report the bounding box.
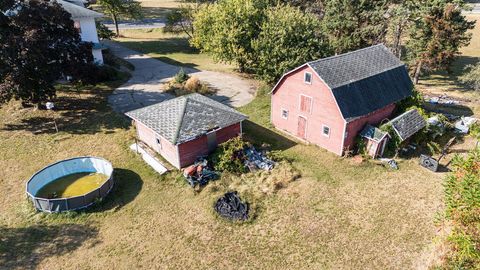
[26,157,114,213]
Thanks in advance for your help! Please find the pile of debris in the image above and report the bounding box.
[244,147,275,172]
[455,117,478,134]
[426,94,468,106]
[183,158,219,188]
[214,192,249,221]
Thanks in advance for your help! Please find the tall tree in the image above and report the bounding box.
[407,1,474,84]
[251,5,331,83]
[321,0,391,54]
[164,0,214,38]
[191,0,270,72]
[0,0,93,107]
[96,0,143,36]
[280,0,325,18]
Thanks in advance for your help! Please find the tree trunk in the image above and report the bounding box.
[413,60,423,85]
[112,13,119,37]
[393,23,403,59]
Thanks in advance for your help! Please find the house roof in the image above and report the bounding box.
[57,0,102,19]
[360,125,389,143]
[390,109,427,141]
[125,94,248,145]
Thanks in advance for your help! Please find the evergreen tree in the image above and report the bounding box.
[321,0,391,54]
[407,1,474,84]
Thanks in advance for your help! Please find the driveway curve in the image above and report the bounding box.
[105,41,257,113]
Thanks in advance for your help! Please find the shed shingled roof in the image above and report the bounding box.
[125,94,248,145]
[306,44,413,121]
[390,109,427,141]
[360,125,389,142]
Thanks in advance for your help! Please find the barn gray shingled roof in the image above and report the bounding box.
[308,44,413,121]
[390,109,427,141]
[125,94,248,145]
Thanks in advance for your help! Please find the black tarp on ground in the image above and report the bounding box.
[214,192,249,221]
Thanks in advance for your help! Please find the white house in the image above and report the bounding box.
[57,0,105,64]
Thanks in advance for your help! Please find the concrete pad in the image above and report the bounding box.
[105,41,256,113]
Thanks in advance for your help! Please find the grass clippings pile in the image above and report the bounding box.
[206,161,301,219]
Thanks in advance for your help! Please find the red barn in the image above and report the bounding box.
[271,44,413,155]
[126,93,248,168]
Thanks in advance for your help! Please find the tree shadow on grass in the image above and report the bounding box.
[420,55,480,92]
[118,39,201,69]
[242,120,297,151]
[2,83,131,135]
[88,168,143,213]
[0,224,99,270]
[423,102,475,117]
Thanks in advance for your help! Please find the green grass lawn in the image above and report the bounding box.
[115,28,235,73]
[95,0,182,23]
[0,78,451,269]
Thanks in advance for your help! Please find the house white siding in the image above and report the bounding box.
[75,17,103,64]
[78,18,99,43]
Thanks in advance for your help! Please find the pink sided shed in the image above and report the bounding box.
[271,44,414,156]
[126,93,248,169]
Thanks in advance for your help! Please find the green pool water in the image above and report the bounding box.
[36,172,109,199]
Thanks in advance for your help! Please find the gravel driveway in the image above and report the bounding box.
[105,41,256,113]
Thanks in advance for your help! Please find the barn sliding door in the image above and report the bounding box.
[297,116,307,140]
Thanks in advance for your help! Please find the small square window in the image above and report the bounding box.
[281,109,288,119]
[322,125,330,137]
[304,72,312,84]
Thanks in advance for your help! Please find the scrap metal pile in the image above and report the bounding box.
[244,147,275,172]
[214,192,249,221]
[183,158,219,187]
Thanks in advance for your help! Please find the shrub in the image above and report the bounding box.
[380,123,402,157]
[460,63,480,91]
[469,122,480,148]
[211,137,249,174]
[184,76,201,92]
[354,136,369,158]
[396,88,424,114]
[441,148,480,268]
[96,21,115,40]
[174,68,190,84]
[71,64,120,85]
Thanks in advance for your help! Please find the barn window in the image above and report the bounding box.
[322,125,330,137]
[74,21,82,33]
[281,109,288,119]
[300,95,313,114]
[304,72,312,84]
